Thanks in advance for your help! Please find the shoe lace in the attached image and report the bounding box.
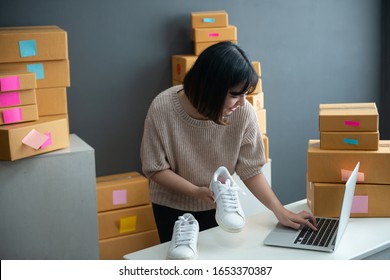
[175,216,197,246]
[213,179,245,212]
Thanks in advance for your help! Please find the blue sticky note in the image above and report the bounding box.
[26,63,44,80]
[19,40,37,58]
[344,138,358,145]
[203,17,215,23]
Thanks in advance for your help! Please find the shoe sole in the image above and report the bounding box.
[215,214,244,233]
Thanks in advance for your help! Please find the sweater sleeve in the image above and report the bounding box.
[235,104,266,180]
[140,106,171,179]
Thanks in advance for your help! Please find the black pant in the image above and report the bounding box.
[152,203,218,243]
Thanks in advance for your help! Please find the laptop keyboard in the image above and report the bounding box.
[294,218,339,247]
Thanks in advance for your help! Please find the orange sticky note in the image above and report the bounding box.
[341,169,365,182]
[119,216,137,233]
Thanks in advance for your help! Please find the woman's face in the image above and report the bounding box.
[222,86,247,117]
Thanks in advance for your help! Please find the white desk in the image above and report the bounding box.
[124,199,390,260]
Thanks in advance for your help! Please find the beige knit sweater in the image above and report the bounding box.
[140,85,266,211]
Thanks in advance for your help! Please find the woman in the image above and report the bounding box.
[141,41,317,243]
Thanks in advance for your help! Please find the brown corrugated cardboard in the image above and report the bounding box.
[97,204,157,239]
[252,78,262,94]
[194,40,237,55]
[36,87,68,116]
[191,11,229,28]
[320,131,379,150]
[171,55,197,82]
[96,172,150,212]
[263,134,269,162]
[0,89,37,108]
[0,115,69,160]
[307,181,390,217]
[0,71,36,92]
[0,25,68,63]
[192,25,237,43]
[256,108,267,134]
[96,171,143,183]
[319,103,378,132]
[307,139,390,184]
[246,92,264,110]
[0,104,38,125]
[252,61,261,77]
[0,60,70,89]
[99,229,160,260]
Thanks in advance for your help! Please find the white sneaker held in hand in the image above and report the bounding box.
[167,213,199,260]
[210,166,246,232]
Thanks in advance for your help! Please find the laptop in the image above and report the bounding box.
[264,162,360,252]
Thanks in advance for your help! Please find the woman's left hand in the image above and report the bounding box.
[274,207,317,231]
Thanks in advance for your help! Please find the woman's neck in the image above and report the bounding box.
[177,90,208,120]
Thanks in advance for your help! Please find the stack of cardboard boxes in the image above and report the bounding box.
[96,172,160,260]
[307,102,390,217]
[171,10,269,161]
[0,26,70,161]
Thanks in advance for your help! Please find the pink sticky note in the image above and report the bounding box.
[344,120,360,127]
[351,195,368,213]
[2,107,23,124]
[341,169,365,182]
[112,189,127,205]
[0,76,20,92]
[40,132,52,149]
[0,92,21,107]
[22,129,49,150]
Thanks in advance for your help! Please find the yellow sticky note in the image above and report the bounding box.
[119,216,137,233]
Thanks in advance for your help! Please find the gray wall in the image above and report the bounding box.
[0,0,382,204]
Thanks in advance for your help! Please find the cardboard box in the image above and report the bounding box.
[191,11,229,28]
[99,229,160,260]
[192,25,237,43]
[0,114,69,160]
[319,103,378,132]
[263,134,269,163]
[307,139,390,184]
[252,61,261,77]
[0,71,36,92]
[307,181,390,217]
[0,60,70,89]
[97,204,157,239]
[0,89,37,108]
[246,92,264,110]
[256,108,267,134]
[96,172,150,212]
[0,26,68,63]
[36,87,68,116]
[194,40,237,55]
[252,78,262,94]
[171,55,197,82]
[320,131,379,150]
[0,104,38,125]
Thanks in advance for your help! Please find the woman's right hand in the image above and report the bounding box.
[194,186,216,208]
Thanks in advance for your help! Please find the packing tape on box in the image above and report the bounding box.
[0,76,20,91]
[344,138,359,145]
[341,169,365,182]
[119,216,137,234]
